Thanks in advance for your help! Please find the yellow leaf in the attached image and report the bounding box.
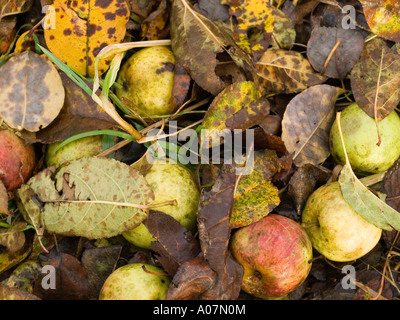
[44,0,130,77]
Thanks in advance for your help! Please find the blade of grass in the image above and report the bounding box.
[53,129,138,153]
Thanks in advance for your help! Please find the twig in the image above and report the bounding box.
[370,231,400,300]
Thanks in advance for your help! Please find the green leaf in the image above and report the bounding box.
[17,157,155,239]
[337,112,400,231]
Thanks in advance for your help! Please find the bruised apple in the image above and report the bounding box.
[230,214,313,299]
[0,129,36,191]
[99,263,171,300]
[115,46,175,117]
[301,182,382,262]
[329,103,400,173]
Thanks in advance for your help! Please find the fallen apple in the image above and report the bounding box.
[122,160,200,249]
[329,103,400,173]
[45,135,103,168]
[99,263,171,300]
[0,129,36,191]
[230,214,313,299]
[301,181,382,262]
[115,46,176,117]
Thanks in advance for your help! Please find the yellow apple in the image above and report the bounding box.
[329,103,400,173]
[122,160,200,249]
[115,46,176,117]
[99,263,171,300]
[301,181,382,262]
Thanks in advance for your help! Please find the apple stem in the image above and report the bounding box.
[141,265,168,277]
[38,235,49,254]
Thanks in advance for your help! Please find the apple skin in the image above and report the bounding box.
[301,182,382,262]
[0,129,36,191]
[115,46,175,117]
[230,214,313,299]
[329,103,400,173]
[99,263,171,300]
[123,160,200,249]
[45,135,103,168]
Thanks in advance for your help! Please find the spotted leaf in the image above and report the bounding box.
[221,0,295,60]
[202,81,269,148]
[350,37,400,121]
[44,0,130,77]
[0,51,65,132]
[281,84,346,166]
[255,48,327,94]
[230,149,281,229]
[17,157,154,239]
[359,0,400,43]
[0,0,33,19]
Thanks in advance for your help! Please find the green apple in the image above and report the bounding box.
[115,46,175,117]
[99,263,171,300]
[329,103,400,173]
[45,135,103,168]
[230,214,313,300]
[122,160,200,249]
[301,181,382,262]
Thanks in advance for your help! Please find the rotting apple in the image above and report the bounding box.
[115,46,176,117]
[329,103,400,173]
[45,135,103,168]
[122,159,200,249]
[230,214,313,300]
[301,181,382,262]
[99,263,171,300]
[0,129,36,191]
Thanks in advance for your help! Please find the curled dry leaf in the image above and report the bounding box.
[255,48,327,94]
[0,51,65,132]
[287,164,331,215]
[170,0,227,95]
[170,0,251,96]
[17,157,154,239]
[144,210,201,277]
[0,0,33,19]
[383,158,400,212]
[0,16,16,54]
[44,0,130,77]
[281,84,346,167]
[222,0,296,59]
[359,0,400,43]
[307,25,364,80]
[33,253,91,300]
[350,37,400,121]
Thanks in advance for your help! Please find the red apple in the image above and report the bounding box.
[230,214,313,299]
[0,129,36,191]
